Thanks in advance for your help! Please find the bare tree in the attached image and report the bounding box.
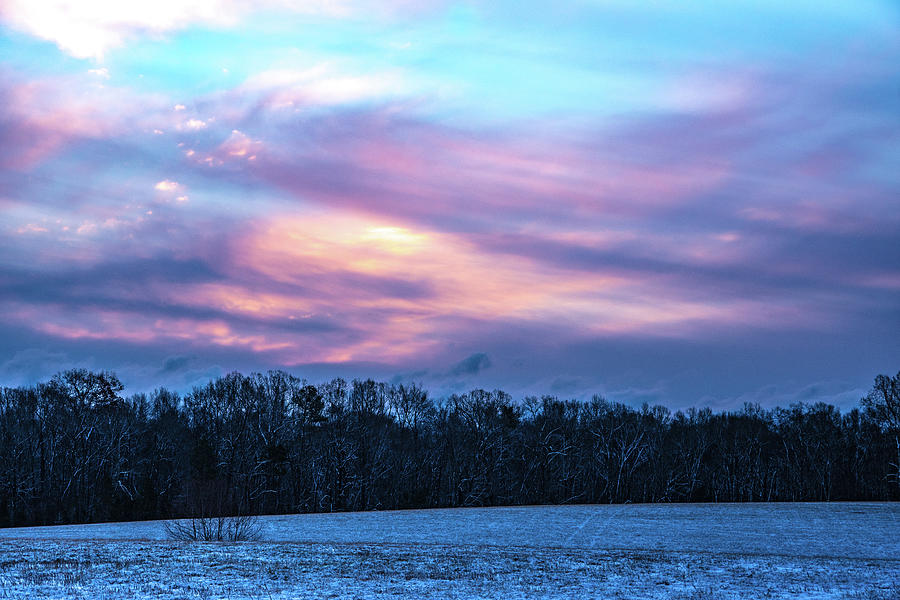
[164,514,261,542]
[863,372,900,490]
[3,368,900,529]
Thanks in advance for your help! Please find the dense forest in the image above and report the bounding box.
[0,369,898,528]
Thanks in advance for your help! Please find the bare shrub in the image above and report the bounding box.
[164,514,262,542]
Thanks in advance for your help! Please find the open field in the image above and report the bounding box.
[1,503,898,599]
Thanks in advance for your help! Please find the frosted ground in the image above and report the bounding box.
[0,503,897,599]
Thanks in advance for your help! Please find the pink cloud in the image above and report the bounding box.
[0,71,171,170]
[244,113,733,237]
[1,50,895,377]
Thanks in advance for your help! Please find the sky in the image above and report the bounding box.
[0,0,898,409]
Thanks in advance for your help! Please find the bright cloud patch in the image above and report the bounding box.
[154,180,180,192]
[242,65,410,108]
[0,0,358,59]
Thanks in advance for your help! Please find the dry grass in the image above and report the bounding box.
[0,539,897,599]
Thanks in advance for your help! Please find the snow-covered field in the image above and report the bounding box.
[1,503,898,599]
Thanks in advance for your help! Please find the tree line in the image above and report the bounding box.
[0,369,897,528]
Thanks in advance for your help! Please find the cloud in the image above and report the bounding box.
[3,51,897,378]
[182,118,208,131]
[549,376,583,395]
[0,69,172,170]
[240,65,410,109]
[0,0,344,60]
[0,348,73,386]
[0,28,896,407]
[154,180,180,192]
[449,352,492,377]
[0,0,447,59]
[160,355,193,373]
[218,130,262,161]
[710,379,872,412]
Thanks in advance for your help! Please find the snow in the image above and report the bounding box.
[0,503,898,599]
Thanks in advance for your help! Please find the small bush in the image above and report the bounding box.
[164,514,262,542]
